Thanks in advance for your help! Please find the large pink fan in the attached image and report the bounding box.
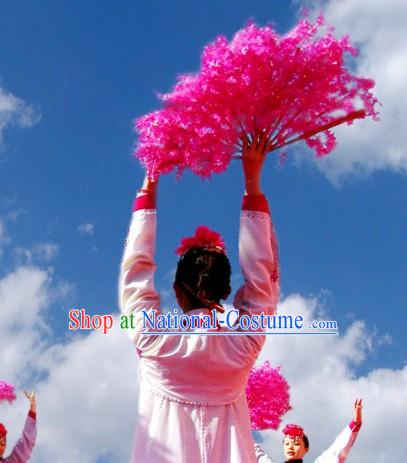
[134,15,379,178]
[0,381,16,404]
[246,361,291,431]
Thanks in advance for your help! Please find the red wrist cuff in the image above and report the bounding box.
[242,194,270,213]
[28,411,36,420]
[349,420,361,432]
[132,193,156,211]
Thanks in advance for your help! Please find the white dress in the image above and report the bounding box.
[119,194,279,463]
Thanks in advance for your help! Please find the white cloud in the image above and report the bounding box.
[0,219,10,257]
[0,266,49,335]
[0,261,136,463]
[33,243,59,261]
[295,0,407,184]
[256,294,407,462]
[14,243,59,265]
[1,264,405,462]
[31,324,138,463]
[77,223,95,235]
[0,85,40,145]
[0,219,5,242]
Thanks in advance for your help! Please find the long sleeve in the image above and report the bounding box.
[118,193,161,353]
[314,421,361,463]
[233,194,280,318]
[5,412,36,463]
[254,443,276,463]
[231,193,280,353]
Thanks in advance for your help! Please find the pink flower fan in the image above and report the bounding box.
[0,381,16,404]
[134,14,380,179]
[246,361,291,430]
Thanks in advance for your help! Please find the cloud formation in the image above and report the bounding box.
[257,294,407,462]
[0,217,404,462]
[1,271,406,462]
[14,243,59,265]
[77,223,95,236]
[0,85,40,145]
[0,259,137,463]
[298,0,407,184]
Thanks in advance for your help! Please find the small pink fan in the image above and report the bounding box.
[0,381,16,404]
[246,361,291,430]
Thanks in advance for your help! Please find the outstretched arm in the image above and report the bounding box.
[254,442,277,463]
[234,131,280,321]
[315,399,363,463]
[7,392,37,463]
[118,176,161,353]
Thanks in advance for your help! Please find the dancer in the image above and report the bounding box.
[0,391,37,462]
[119,133,280,462]
[254,399,362,463]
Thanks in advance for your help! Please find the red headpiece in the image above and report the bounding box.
[176,226,226,256]
[282,424,305,438]
[0,423,7,437]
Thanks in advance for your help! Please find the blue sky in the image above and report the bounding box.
[1,1,406,461]
[1,0,404,362]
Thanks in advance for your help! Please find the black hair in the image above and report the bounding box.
[175,248,231,305]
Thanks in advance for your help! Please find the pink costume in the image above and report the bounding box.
[119,192,279,463]
[0,412,37,463]
[254,421,361,463]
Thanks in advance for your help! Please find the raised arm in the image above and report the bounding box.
[254,442,277,463]
[234,131,280,319]
[8,391,37,463]
[315,399,363,463]
[118,176,161,352]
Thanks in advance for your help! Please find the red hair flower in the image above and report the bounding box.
[176,226,226,256]
[0,423,7,437]
[283,424,305,438]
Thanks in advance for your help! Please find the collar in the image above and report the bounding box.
[284,460,303,463]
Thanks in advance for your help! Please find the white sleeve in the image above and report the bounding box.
[8,414,37,463]
[233,206,280,353]
[234,208,280,318]
[314,424,361,463]
[254,443,276,463]
[118,208,161,352]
